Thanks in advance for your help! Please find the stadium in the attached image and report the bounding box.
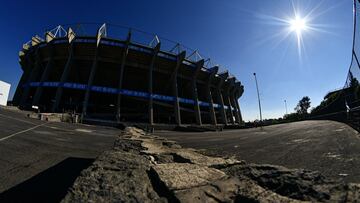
[12,24,244,127]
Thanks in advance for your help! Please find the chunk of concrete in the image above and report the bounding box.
[174,150,241,166]
[62,151,165,203]
[175,177,303,203]
[152,163,226,190]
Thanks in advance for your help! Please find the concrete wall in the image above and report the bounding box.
[0,81,11,106]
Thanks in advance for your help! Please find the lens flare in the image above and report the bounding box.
[289,16,307,34]
[249,0,339,62]
[287,15,309,59]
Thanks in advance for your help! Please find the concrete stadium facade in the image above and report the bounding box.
[13,24,244,127]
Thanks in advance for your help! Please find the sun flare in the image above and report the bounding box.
[253,0,334,61]
[286,15,309,58]
[289,17,307,34]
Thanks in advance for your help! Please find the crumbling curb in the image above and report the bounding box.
[62,127,360,202]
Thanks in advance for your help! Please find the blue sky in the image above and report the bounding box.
[0,0,354,121]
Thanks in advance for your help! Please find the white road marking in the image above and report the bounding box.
[0,113,37,125]
[0,113,76,133]
[32,130,57,135]
[324,152,341,159]
[0,123,48,142]
[291,139,310,144]
[75,129,93,133]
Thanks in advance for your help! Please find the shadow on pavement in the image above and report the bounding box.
[0,157,94,203]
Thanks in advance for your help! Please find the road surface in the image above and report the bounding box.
[155,120,360,183]
[0,107,119,202]
[2,106,360,202]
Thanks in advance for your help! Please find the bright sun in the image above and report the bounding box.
[255,1,329,60]
[287,15,308,57]
[289,16,307,34]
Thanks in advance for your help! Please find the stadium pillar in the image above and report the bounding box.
[13,58,32,106]
[216,80,228,125]
[52,43,74,112]
[148,43,161,125]
[116,31,131,122]
[32,43,55,108]
[207,67,218,126]
[231,88,241,125]
[226,88,235,125]
[235,93,243,125]
[171,51,186,125]
[192,59,204,126]
[19,48,42,109]
[81,45,100,120]
[207,85,217,126]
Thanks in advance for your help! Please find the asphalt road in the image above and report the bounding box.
[2,107,360,201]
[0,107,119,201]
[155,120,360,183]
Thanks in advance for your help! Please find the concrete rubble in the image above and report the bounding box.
[62,127,360,202]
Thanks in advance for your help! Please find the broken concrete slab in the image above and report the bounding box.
[62,150,165,203]
[62,127,360,203]
[152,163,226,190]
[175,177,304,203]
[174,150,241,167]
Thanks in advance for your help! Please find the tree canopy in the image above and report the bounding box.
[295,96,311,115]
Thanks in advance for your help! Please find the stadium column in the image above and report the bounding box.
[207,68,218,125]
[216,79,228,125]
[32,42,55,108]
[192,60,204,125]
[52,42,74,112]
[226,86,235,125]
[81,44,100,120]
[230,87,241,125]
[171,51,186,125]
[19,47,42,109]
[235,89,243,124]
[148,43,161,125]
[13,56,33,106]
[116,31,131,122]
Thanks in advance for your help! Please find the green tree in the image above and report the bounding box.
[295,96,311,115]
[348,71,360,99]
[348,71,360,88]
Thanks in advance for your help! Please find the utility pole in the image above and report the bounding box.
[284,99,288,115]
[253,73,262,123]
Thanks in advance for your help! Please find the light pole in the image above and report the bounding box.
[253,73,262,123]
[284,99,288,115]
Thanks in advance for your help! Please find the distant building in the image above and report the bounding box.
[0,80,11,106]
